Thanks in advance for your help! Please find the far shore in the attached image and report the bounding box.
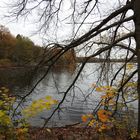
[76,57,137,63]
[0,58,137,69]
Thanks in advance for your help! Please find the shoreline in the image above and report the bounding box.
[0,60,137,69]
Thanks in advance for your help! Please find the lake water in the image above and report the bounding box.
[0,63,138,127]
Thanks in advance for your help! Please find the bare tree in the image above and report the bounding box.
[5,0,140,134]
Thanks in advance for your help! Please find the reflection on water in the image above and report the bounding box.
[0,63,138,127]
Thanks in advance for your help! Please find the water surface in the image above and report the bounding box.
[0,63,137,127]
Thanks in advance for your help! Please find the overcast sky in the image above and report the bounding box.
[0,0,44,46]
[0,0,115,46]
[0,0,78,46]
[0,0,128,48]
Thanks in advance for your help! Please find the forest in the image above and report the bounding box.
[0,25,76,67]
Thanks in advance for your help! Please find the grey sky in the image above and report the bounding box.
[0,0,44,45]
[0,0,129,48]
[0,0,114,45]
[0,0,76,46]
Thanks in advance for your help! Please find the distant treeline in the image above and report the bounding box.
[76,57,137,63]
[0,25,76,68]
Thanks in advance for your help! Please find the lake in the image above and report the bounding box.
[0,63,138,127]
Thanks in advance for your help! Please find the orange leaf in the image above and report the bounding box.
[81,115,88,122]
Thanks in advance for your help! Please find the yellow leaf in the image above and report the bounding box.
[45,96,52,100]
[126,63,134,70]
[96,87,103,92]
[88,119,96,126]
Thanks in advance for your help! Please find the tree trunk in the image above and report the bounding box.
[134,0,140,132]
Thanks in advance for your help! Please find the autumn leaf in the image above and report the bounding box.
[126,63,134,70]
[88,119,96,127]
[97,109,112,122]
[81,115,88,122]
[96,87,103,92]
